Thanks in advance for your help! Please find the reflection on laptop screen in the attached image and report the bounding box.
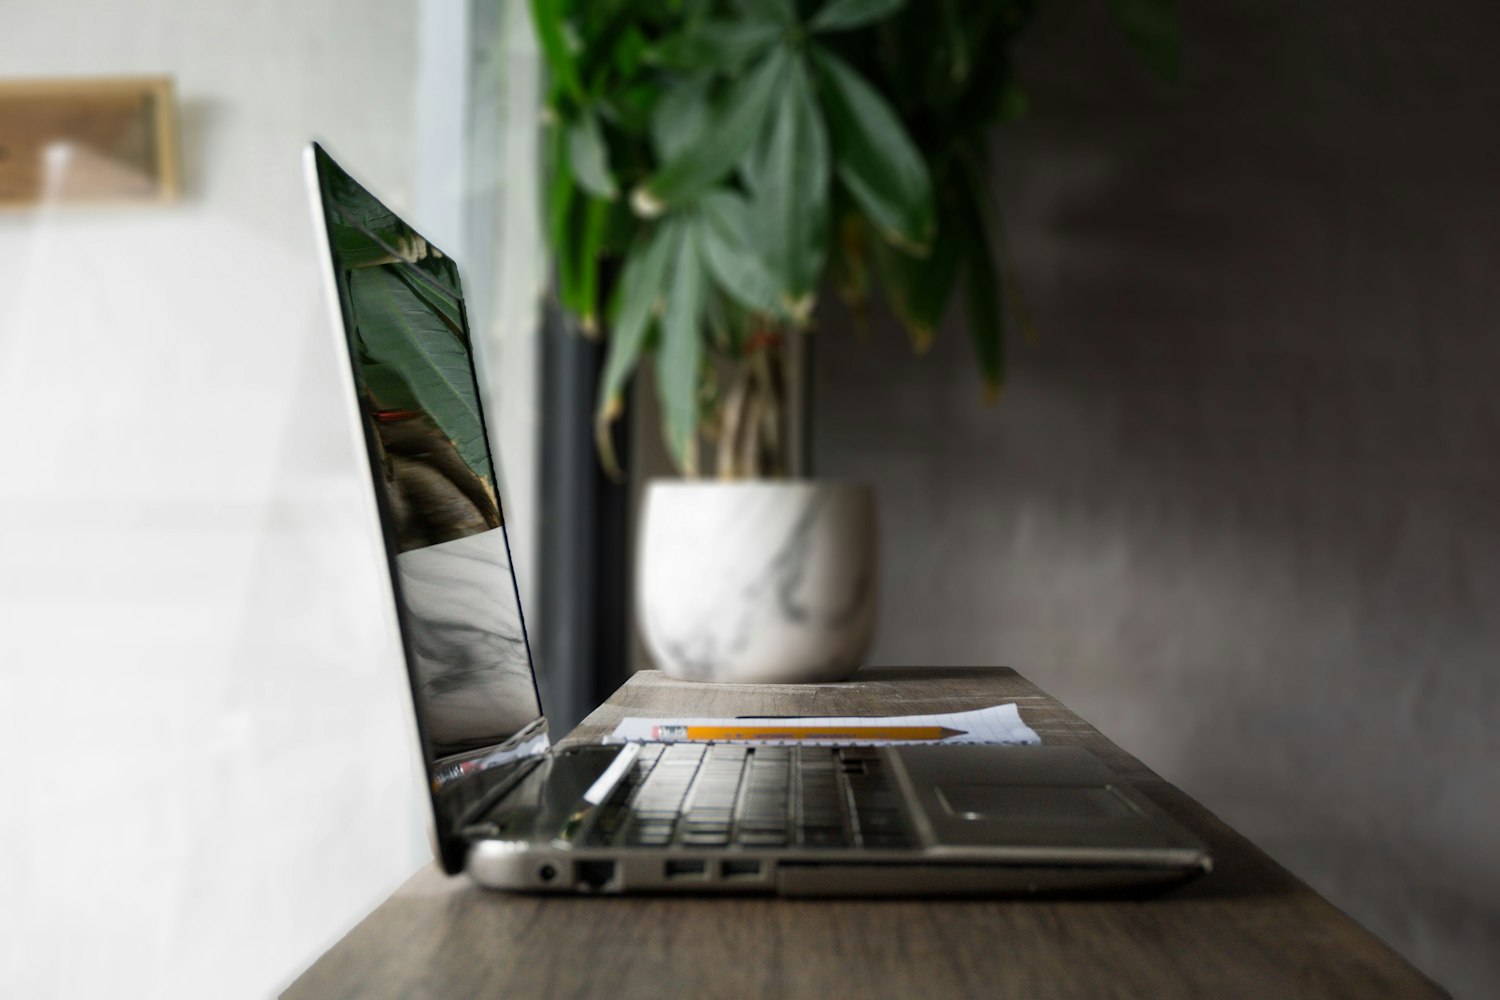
[309,145,545,789]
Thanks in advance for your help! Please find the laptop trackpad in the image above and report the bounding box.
[936,785,1135,823]
[891,746,1174,849]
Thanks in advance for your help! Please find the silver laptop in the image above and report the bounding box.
[304,142,1211,896]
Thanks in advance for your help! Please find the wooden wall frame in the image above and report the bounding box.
[0,76,180,208]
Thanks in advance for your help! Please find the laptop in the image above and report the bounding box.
[304,142,1211,895]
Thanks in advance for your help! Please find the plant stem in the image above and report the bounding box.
[756,346,785,478]
[740,370,766,479]
[708,327,793,480]
[717,359,751,480]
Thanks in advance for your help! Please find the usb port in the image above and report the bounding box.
[664,859,707,879]
[721,859,762,879]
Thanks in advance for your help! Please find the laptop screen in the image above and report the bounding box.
[306,144,548,866]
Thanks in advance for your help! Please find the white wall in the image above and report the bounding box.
[0,3,433,997]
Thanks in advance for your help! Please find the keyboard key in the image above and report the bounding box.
[596,741,911,852]
[682,832,730,847]
[737,831,788,847]
[799,828,849,848]
[629,827,674,847]
[860,833,908,849]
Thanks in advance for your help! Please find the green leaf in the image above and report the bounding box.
[809,0,904,34]
[567,112,617,200]
[939,0,970,87]
[877,212,960,352]
[530,0,582,101]
[701,288,751,354]
[1110,0,1180,82]
[733,0,796,26]
[650,74,713,163]
[697,190,786,319]
[829,210,871,310]
[655,224,708,470]
[599,81,660,135]
[740,55,829,315]
[997,80,1029,121]
[546,123,597,325]
[655,19,782,71]
[701,288,734,354]
[407,245,464,303]
[327,221,402,268]
[811,46,935,254]
[963,239,1004,399]
[545,125,574,255]
[634,46,787,213]
[954,177,1005,397]
[390,263,464,341]
[605,24,649,82]
[320,149,467,314]
[325,222,468,328]
[349,264,493,480]
[595,224,677,475]
[570,196,610,331]
[554,191,585,318]
[319,152,463,307]
[354,354,421,416]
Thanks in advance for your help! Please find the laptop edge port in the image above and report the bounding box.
[576,860,616,890]
[721,859,762,879]
[664,859,708,879]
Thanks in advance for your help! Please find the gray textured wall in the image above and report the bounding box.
[812,2,1500,996]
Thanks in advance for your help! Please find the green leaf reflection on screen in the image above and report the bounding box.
[347,263,493,491]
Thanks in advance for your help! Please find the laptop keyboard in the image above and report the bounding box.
[583,744,911,850]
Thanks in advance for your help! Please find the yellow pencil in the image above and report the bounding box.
[650,724,966,742]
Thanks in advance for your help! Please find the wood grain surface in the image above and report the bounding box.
[283,667,1448,999]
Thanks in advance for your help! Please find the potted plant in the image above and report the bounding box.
[531,0,1176,682]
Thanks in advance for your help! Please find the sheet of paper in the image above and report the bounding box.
[602,703,1040,746]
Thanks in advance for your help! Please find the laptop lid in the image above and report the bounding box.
[305,143,548,873]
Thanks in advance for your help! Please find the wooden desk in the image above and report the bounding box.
[284,667,1446,999]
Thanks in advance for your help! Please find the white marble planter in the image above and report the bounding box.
[637,480,878,683]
